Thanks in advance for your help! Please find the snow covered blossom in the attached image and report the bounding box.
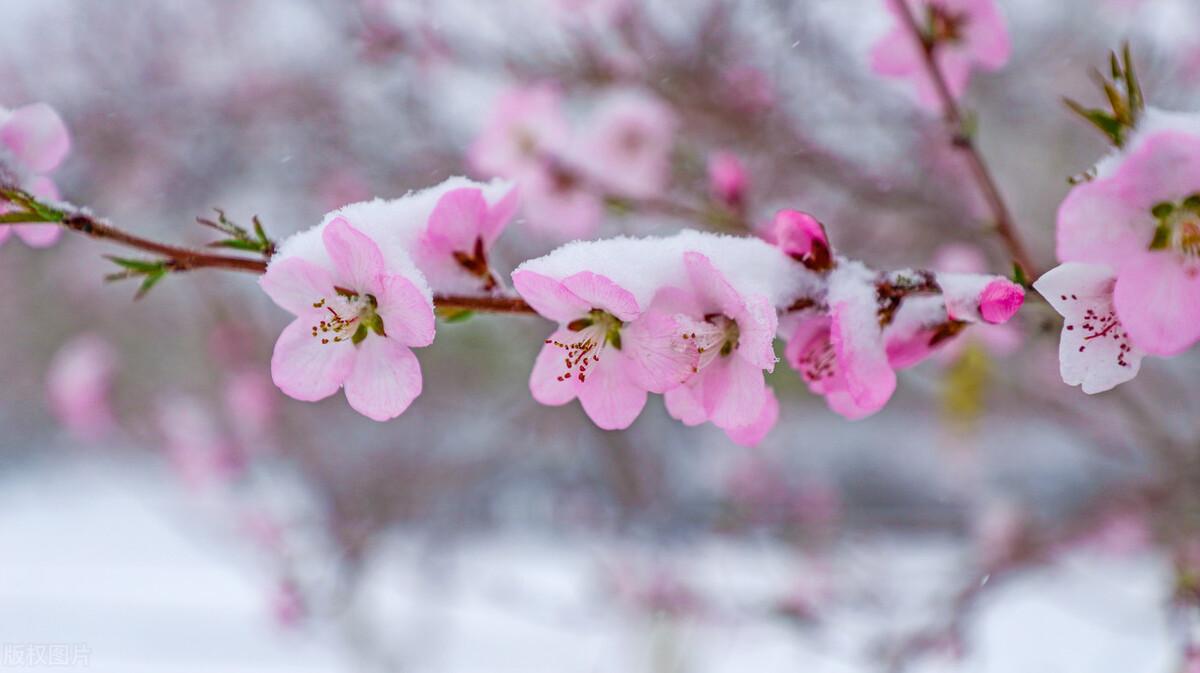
[46,333,118,441]
[582,91,677,199]
[511,264,696,431]
[0,102,71,248]
[1056,112,1200,357]
[931,243,1022,361]
[660,252,781,441]
[765,209,833,272]
[261,217,435,421]
[870,0,1011,111]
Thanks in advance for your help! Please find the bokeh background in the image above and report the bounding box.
[1,0,1199,670]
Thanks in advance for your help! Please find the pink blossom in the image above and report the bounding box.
[270,578,305,628]
[45,333,118,442]
[0,103,70,248]
[1056,129,1200,356]
[260,217,435,421]
[582,91,677,199]
[931,243,1022,360]
[416,184,518,292]
[224,369,278,446]
[1033,262,1144,394]
[869,0,1011,111]
[707,151,748,211]
[520,160,604,240]
[512,269,696,430]
[469,84,569,181]
[765,209,832,271]
[660,252,780,437]
[158,395,242,490]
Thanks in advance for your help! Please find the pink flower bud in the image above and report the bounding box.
[707,151,747,210]
[978,278,1024,324]
[769,209,832,271]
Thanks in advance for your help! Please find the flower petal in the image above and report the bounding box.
[560,271,642,321]
[622,309,697,393]
[529,328,582,406]
[270,317,356,402]
[699,354,767,430]
[664,381,707,426]
[1034,262,1144,393]
[830,301,896,414]
[575,350,648,430]
[1113,253,1200,356]
[483,184,520,245]
[13,223,61,247]
[343,337,423,421]
[683,251,745,318]
[0,103,70,174]
[512,269,591,323]
[322,217,386,292]
[260,257,338,317]
[723,387,779,447]
[375,273,436,347]
[426,188,488,252]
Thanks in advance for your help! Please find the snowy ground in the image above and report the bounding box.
[0,457,1179,673]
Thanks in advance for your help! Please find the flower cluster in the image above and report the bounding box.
[870,0,1010,111]
[259,182,1022,442]
[0,103,71,248]
[469,84,677,239]
[1036,108,1200,393]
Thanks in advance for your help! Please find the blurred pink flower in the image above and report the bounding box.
[582,91,676,199]
[270,578,305,628]
[661,252,780,439]
[707,151,748,212]
[521,161,604,240]
[1033,262,1144,394]
[720,66,776,114]
[159,395,242,490]
[261,217,435,421]
[45,333,118,442]
[416,184,518,291]
[0,102,70,249]
[224,369,278,445]
[513,268,695,430]
[869,0,1011,111]
[469,83,569,180]
[316,169,372,211]
[1056,129,1200,356]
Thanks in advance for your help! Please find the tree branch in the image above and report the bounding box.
[893,1,1039,279]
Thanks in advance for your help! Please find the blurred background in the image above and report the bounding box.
[1,0,1199,670]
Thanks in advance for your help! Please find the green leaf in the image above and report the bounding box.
[134,269,167,300]
[0,211,55,224]
[435,307,475,323]
[253,216,269,245]
[1011,262,1030,288]
[209,238,266,252]
[105,256,168,274]
[1064,99,1125,146]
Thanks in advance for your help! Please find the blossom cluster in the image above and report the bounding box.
[260,180,1023,444]
[469,83,677,239]
[1036,108,1200,393]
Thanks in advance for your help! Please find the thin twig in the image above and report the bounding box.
[893,1,1039,279]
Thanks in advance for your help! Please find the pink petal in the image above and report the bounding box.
[732,294,779,371]
[529,329,582,406]
[375,273,436,348]
[664,381,707,426]
[870,28,921,77]
[0,103,70,174]
[483,184,520,245]
[964,0,1011,69]
[270,317,356,402]
[14,223,61,247]
[322,217,386,293]
[830,302,896,414]
[512,269,591,323]
[978,279,1024,324]
[699,354,767,431]
[723,387,779,447]
[343,337,423,421]
[260,257,338,317]
[1056,178,1149,269]
[426,188,488,252]
[1113,253,1200,356]
[0,223,10,245]
[575,350,648,430]
[622,309,698,393]
[560,271,641,321]
[683,251,744,318]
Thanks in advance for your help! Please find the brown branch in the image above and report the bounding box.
[5,203,540,314]
[893,2,1039,279]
